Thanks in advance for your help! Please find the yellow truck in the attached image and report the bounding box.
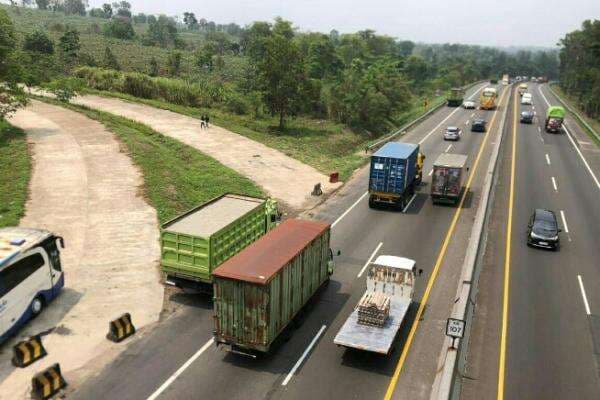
[479,87,498,110]
[518,83,528,96]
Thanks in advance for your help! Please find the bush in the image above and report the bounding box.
[103,18,135,40]
[123,73,157,99]
[23,30,54,54]
[224,91,249,115]
[44,77,84,103]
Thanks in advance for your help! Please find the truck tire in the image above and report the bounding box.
[368,196,376,209]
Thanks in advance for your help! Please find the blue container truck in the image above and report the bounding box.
[368,142,425,210]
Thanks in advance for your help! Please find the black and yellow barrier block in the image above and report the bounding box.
[31,363,67,400]
[106,313,136,343]
[12,335,47,368]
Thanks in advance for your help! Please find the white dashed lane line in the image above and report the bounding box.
[551,176,558,192]
[546,154,551,165]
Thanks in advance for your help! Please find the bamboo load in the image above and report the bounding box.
[357,292,390,327]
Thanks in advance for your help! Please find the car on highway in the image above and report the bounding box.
[521,93,533,105]
[471,118,487,132]
[520,111,534,124]
[526,209,561,250]
[462,100,476,109]
[443,126,461,141]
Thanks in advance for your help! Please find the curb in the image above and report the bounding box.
[429,85,512,400]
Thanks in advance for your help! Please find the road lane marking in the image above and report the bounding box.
[282,325,327,386]
[445,144,453,152]
[428,169,433,176]
[538,85,600,190]
[497,87,518,400]
[402,193,417,213]
[577,275,591,315]
[551,177,558,192]
[331,191,368,228]
[466,119,470,125]
[418,85,486,145]
[384,85,510,400]
[471,112,475,118]
[357,242,383,278]
[537,126,541,133]
[545,154,551,165]
[147,338,214,400]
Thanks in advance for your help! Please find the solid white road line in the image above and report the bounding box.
[538,86,600,190]
[331,191,368,228]
[418,85,485,145]
[546,154,551,165]
[551,177,558,192]
[357,242,383,278]
[282,325,327,386]
[147,338,214,400]
[402,193,417,213]
[445,144,453,153]
[428,169,433,176]
[577,275,591,315]
[560,210,569,233]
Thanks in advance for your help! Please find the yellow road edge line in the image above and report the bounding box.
[497,86,518,400]
[383,88,511,400]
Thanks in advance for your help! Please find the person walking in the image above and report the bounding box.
[205,115,210,129]
[200,114,206,129]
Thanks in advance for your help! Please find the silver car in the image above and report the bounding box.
[463,100,476,109]
[444,126,461,141]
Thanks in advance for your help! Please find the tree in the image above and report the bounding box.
[89,8,107,18]
[257,19,304,130]
[58,28,80,63]
[23,30,54,54]
[194,42,216,70]
[114,1,131,18]
[132,13,147,24]
[103,46,120,70]
[35,0,49,9]
[64,0,87,16]
[166,50,182,76]
[103,17,135,40]
[43,77,83,103]
[144,15,179,48]
[0,9,27,119]
[183,12,198,30]
[102,3,112,18]
[148,56,159,76]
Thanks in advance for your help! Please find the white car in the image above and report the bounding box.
[444,126,462,141]
[521,93,533,105]
[463,100,476,109]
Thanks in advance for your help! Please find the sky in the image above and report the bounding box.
[89,0,600,48]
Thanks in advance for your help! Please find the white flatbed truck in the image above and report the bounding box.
[334,255,418,355]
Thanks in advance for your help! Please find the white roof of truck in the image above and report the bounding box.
[163,194,265,237]
[433,153,468,169]
[373,255,415,271]
[0,227,52,269]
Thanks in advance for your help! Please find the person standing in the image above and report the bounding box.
[205,115,210,129]
[200,114,206,129]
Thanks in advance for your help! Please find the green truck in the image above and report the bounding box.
[213,219,334,355]
[161,194,278,291]
[447,88,465,107]
[545,106,566,133]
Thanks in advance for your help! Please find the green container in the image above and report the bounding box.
[213,219,333,353]
[447,88,465,107]
[547,106,566,119]
[161,194,278,285]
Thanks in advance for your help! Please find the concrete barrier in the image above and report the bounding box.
[31,363,67,400]
[106,313,136,343]
[11,335,47,368]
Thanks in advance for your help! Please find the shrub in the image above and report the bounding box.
[103,17,135,40]
[23,30,54,54]
[123,73,157,99]
[224,91,249,115]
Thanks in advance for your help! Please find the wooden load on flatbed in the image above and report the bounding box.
[357,292,391,327]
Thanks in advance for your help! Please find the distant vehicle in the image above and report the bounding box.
[490,79,498,84]
[527,209,560,250]
[444,126,462,141]
[520,111,534,124]
[518,83,528,96]
[479,87,498,110]
[463,100,476,109]
[333,255,420,355]
[0,228,65,343]
[545,106,566,133]
[471,118,487,132]
[213,219,334,355]
[161,194,278,291]
[430,153,468,205]
[368,142,425,210]
[521,93,533,105]
[531,77,538,83]
[502,74,509,85]
[538,77,547,83]
[447,88,465,107]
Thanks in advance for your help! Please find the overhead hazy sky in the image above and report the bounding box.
[89,0,599,47]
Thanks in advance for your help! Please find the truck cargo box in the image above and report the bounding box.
[369,143,419,196]
[161,194,277,286]
[430,153,468,205]
[213,219,332,354]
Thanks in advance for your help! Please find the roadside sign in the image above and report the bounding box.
[446,318,465,339]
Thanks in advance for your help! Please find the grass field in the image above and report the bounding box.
[36,97,264,222]
[84,89,445,180]
[0,120,31,228]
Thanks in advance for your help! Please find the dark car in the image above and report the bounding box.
[527,209,561,250]
[520,111,534,124]
[471,119,487,132]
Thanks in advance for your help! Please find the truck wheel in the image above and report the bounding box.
[368,196,376,209]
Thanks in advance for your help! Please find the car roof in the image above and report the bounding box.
[474,118,485,123]
[447,126,459,130]
[521,110,533,115]
[534,209,556,221]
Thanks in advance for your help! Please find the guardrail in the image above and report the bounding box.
[546,84,600,143]
[430,84,512,400]
[365,80,486,152]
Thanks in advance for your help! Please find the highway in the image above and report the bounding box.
[70,82,510,400]
[461,83,600,400]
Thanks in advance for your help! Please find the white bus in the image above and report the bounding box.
[0,228,65,343]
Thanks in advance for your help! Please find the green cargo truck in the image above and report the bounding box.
[213,219,334,355]
[161,194,278,291]
[447,88,465,107]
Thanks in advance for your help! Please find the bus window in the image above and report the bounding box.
[0,254,45,296]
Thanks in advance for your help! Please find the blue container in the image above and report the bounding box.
[369,143,419,196]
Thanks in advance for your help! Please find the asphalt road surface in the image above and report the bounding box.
[461,83,600,400]
[70,82,512,400]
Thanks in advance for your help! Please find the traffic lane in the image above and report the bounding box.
[161,88,499,400]
[506,97,600,399]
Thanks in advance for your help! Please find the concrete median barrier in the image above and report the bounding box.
[107,313,136,343]
[11,335,47,368]
[31,363,67,400]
